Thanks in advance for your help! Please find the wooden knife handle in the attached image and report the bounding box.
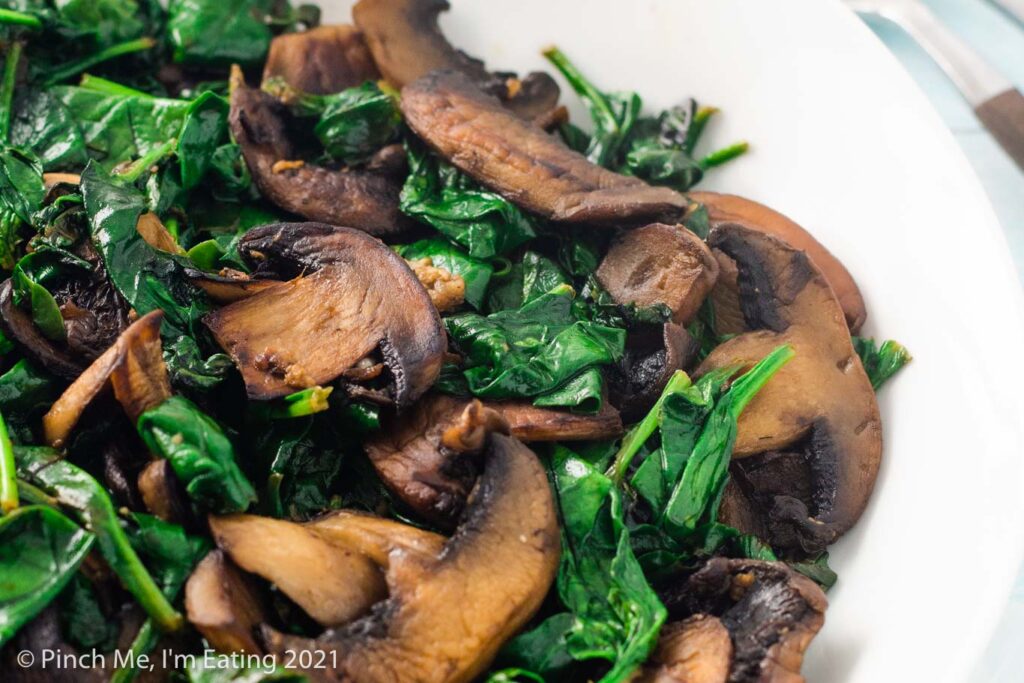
[974,89,1024,173]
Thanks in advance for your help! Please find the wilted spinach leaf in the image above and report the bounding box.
[0,359,58,441]
[543,46,745,191]
[542,46,641,168]
[167,0,277,68]
[111,512,209,683]
[137,395,256,514]
[51,86,189,169]
[0,145,45,224]
[0,505,94,647]
[129,512,210,590]
[445,284,624,409]
[282,80,400,164]
[177,90,229,189]
[81,162,210,337]
[789,552,839,591]
[852,336,911,390]
[162,335,234,392]
[511,446,666,682]
[400,142,536,259]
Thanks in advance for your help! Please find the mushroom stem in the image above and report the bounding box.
[441,400,510,453]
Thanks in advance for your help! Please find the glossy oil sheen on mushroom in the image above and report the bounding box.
[400,70,688,225]
[204,223,446,404]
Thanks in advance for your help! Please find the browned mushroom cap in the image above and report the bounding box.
[635,615,733,683]
[229,67,410,237]
[185,550,267,654]
[42,310,171,448]
[352,0,559,119]
[262,434,560,683]
[696,225,880,553]
[610,323,698,420]
[662,558,827,683]
[596,224,719,325]
[366,394,621,526]
[209,514,389,628]
[263,25,379,95]
[400,70,688,226]
[689,192,866,333]
[204,223,445,404]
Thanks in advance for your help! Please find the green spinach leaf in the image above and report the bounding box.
[281,80,400,164]
[81,162,210,337]
[445,284,624,408]
[52,86,189,169]
[400,142,536,259]
[852,336,911,390]
[546,446,667,682]
[177,90,229,189]
[0,505,94,647]
[58,573,119,651]
[167,0,276,68]
[137,395,256,514]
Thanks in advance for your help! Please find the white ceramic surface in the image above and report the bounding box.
[326,1,1024,680]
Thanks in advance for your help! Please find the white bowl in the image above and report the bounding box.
[325,0,1024,679]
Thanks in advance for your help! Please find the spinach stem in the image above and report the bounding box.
[700,141,749,169]
[0,40,23,142]
[43,36,156,87]
[0,8,42,30]
[542,46,618,135]
[264,385,333,419]
[15,477,56,507]
[116,138,176,183]
[0,411,16,513]
[609,370,692,484]
[79,73,152,99]
[685,106,718,155]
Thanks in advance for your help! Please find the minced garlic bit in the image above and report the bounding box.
[406,257,465,313]
[271,159,305,174]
